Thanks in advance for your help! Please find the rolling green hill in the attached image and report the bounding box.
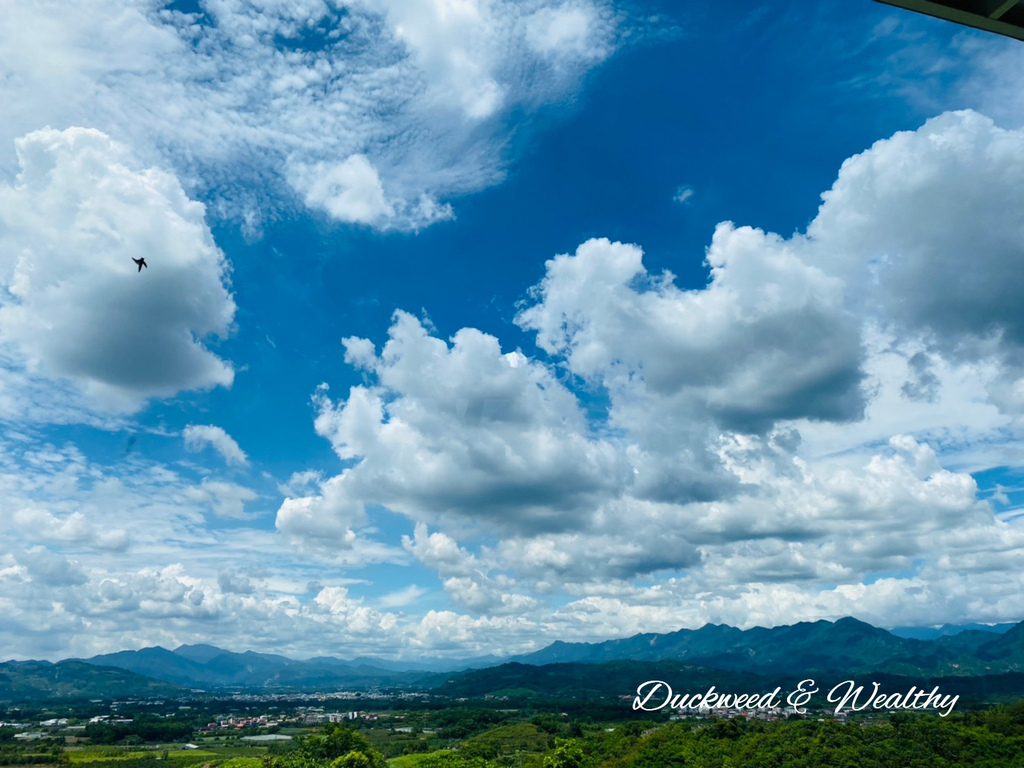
[0,659,187,701]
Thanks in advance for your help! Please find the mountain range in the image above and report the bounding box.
[507,617,1024,677]
[2,617,1022,700]
[76,646,446,692]
[888,622,1017,640]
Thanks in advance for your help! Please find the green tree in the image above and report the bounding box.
[287,724,385,768]
[621,721,646,738]
[543,738,584,768]
[329,751,371,768]
[530,714,562,735]
[415,753,497,768]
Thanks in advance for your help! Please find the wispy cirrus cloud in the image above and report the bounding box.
[0,0,625,231]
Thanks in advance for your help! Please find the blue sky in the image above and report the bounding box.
[3,0,1024,661]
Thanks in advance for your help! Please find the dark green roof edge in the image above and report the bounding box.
[874,0,1024,41]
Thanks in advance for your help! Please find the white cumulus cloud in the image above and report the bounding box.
[275,108,1024,640]
[277,310,622,538]
[183,424,249,466]
[0,127,236,417]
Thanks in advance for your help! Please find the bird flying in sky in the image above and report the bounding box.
[132,257,147,272]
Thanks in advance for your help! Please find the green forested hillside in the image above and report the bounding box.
[433,659,1024,707]
[0,660,185,701]
[381,704,1024,767]
[566,707,1024,768]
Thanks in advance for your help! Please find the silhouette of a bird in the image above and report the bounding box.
[132,257,148,272]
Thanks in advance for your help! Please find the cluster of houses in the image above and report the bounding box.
[197,706,384,734]
[198,714,285,732]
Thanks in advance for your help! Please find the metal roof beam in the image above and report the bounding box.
[989,0,1020,20]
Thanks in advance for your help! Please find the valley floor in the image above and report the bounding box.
[2,697,1024,767]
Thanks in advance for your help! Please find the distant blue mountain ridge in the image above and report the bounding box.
[888,622,1017,640]
[504,617,1024,677]
[70,645,500,690]
[6,617,1013,694]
